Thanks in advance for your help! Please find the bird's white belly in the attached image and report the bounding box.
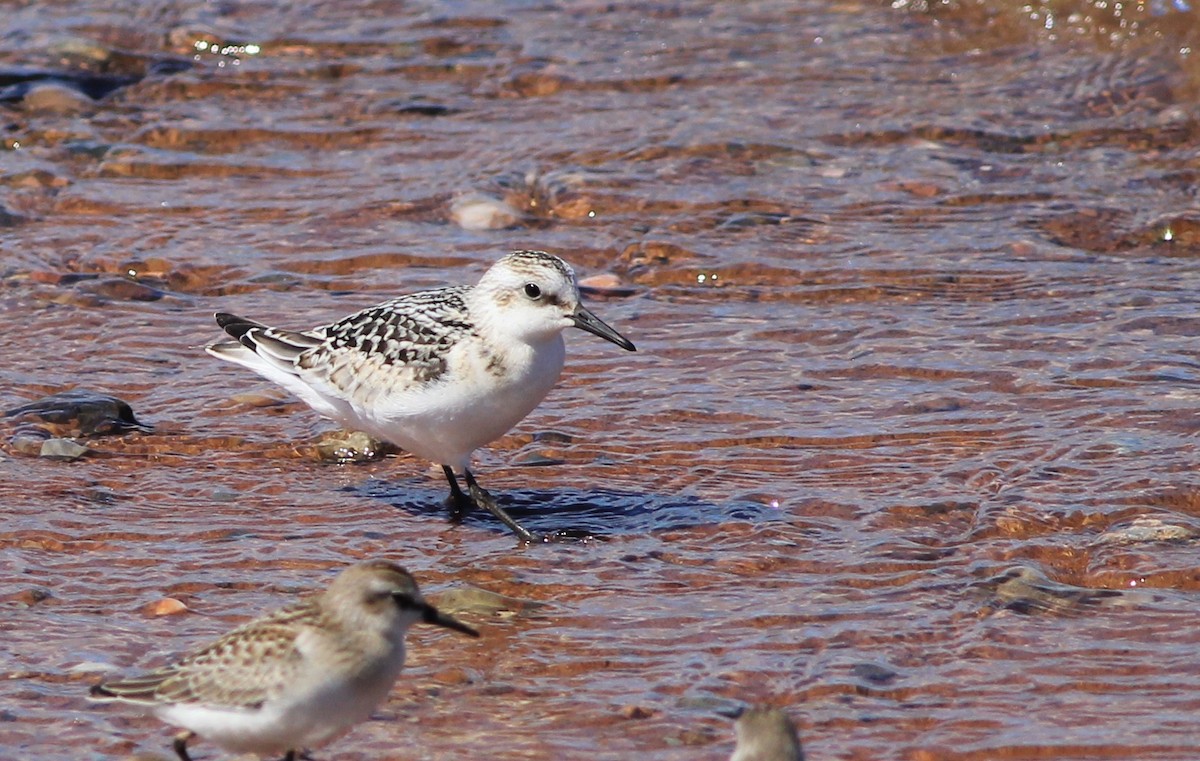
[158,661,400,755]
[349,338,565,471]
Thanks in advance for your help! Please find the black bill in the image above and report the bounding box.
[573,306,636,351]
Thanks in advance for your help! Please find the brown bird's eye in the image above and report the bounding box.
[523,283,541,300]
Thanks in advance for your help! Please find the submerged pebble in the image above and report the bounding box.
[987,565,1151,615]
[578,273,638,297]
[228,391,289,408]
[75,277,168,302]
[20,81,94,114]
[145,597,189,616]
[312,429,395,463]
[621,704,655,720]
[39,438,89,461]
[449,192,523,231]
[851,661,899,686]
[432,586,545,619]
[511,450,565,467]
[1097,517,1196,545]
[11,587,53,607]
[8,425,51,455]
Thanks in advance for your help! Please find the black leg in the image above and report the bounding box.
[443,465,464,500]
[282,751,296,761]
[173,732,195,761]
[464,470,541,543]
[443,465,472,520]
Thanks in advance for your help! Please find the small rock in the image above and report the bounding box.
[718,211,794,229]
[578,272,622,290]
[387,100,458,117]
[892,180,942,198]
[63,140,112,160]
[427,667,472,686]
[620,704,655,720]
[9,425,51,455]
[511,451,564,467]
[76,277,167,302]
[12,587,52,606]
[449,193,523,231]
[39,438,89,461]
[145,597,188,616]
[21,81,93,114]
[120,257,173,279]
[313,429,395,463]
[5,168,70,190]
[1097,517,1196,545]
[578,273,638,297]
[675,727,719,746]
[431,586,545,619]
[988,565,1142,615]
[851,661,899,685]
[48,37,115,64]
[228,391,288,408]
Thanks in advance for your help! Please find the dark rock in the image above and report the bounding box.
[5,389,152,437]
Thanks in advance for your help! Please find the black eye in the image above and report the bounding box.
[523,283,541,300]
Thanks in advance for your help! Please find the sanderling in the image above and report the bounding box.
[728,706,805,761]
[206,250,636,543]
[90,560,478,761]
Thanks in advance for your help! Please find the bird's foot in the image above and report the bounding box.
[463,473,541,544]
[446,469,601,544]
[444,491,474,523]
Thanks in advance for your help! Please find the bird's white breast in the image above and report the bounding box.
[350,332,566,471]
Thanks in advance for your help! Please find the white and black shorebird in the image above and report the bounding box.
[206,250,636,543]
[90,560,478,761]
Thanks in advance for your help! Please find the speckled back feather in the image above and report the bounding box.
[91,602,320,709]
[300,286,475,387]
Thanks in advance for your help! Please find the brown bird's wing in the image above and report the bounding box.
[91,604,317,710]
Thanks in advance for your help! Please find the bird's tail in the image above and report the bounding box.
[88,674,168,704]
[206,312,323,378]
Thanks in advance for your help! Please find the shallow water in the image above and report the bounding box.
[4,1,1200,759]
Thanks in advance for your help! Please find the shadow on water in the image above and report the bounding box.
[347,479,777,537]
